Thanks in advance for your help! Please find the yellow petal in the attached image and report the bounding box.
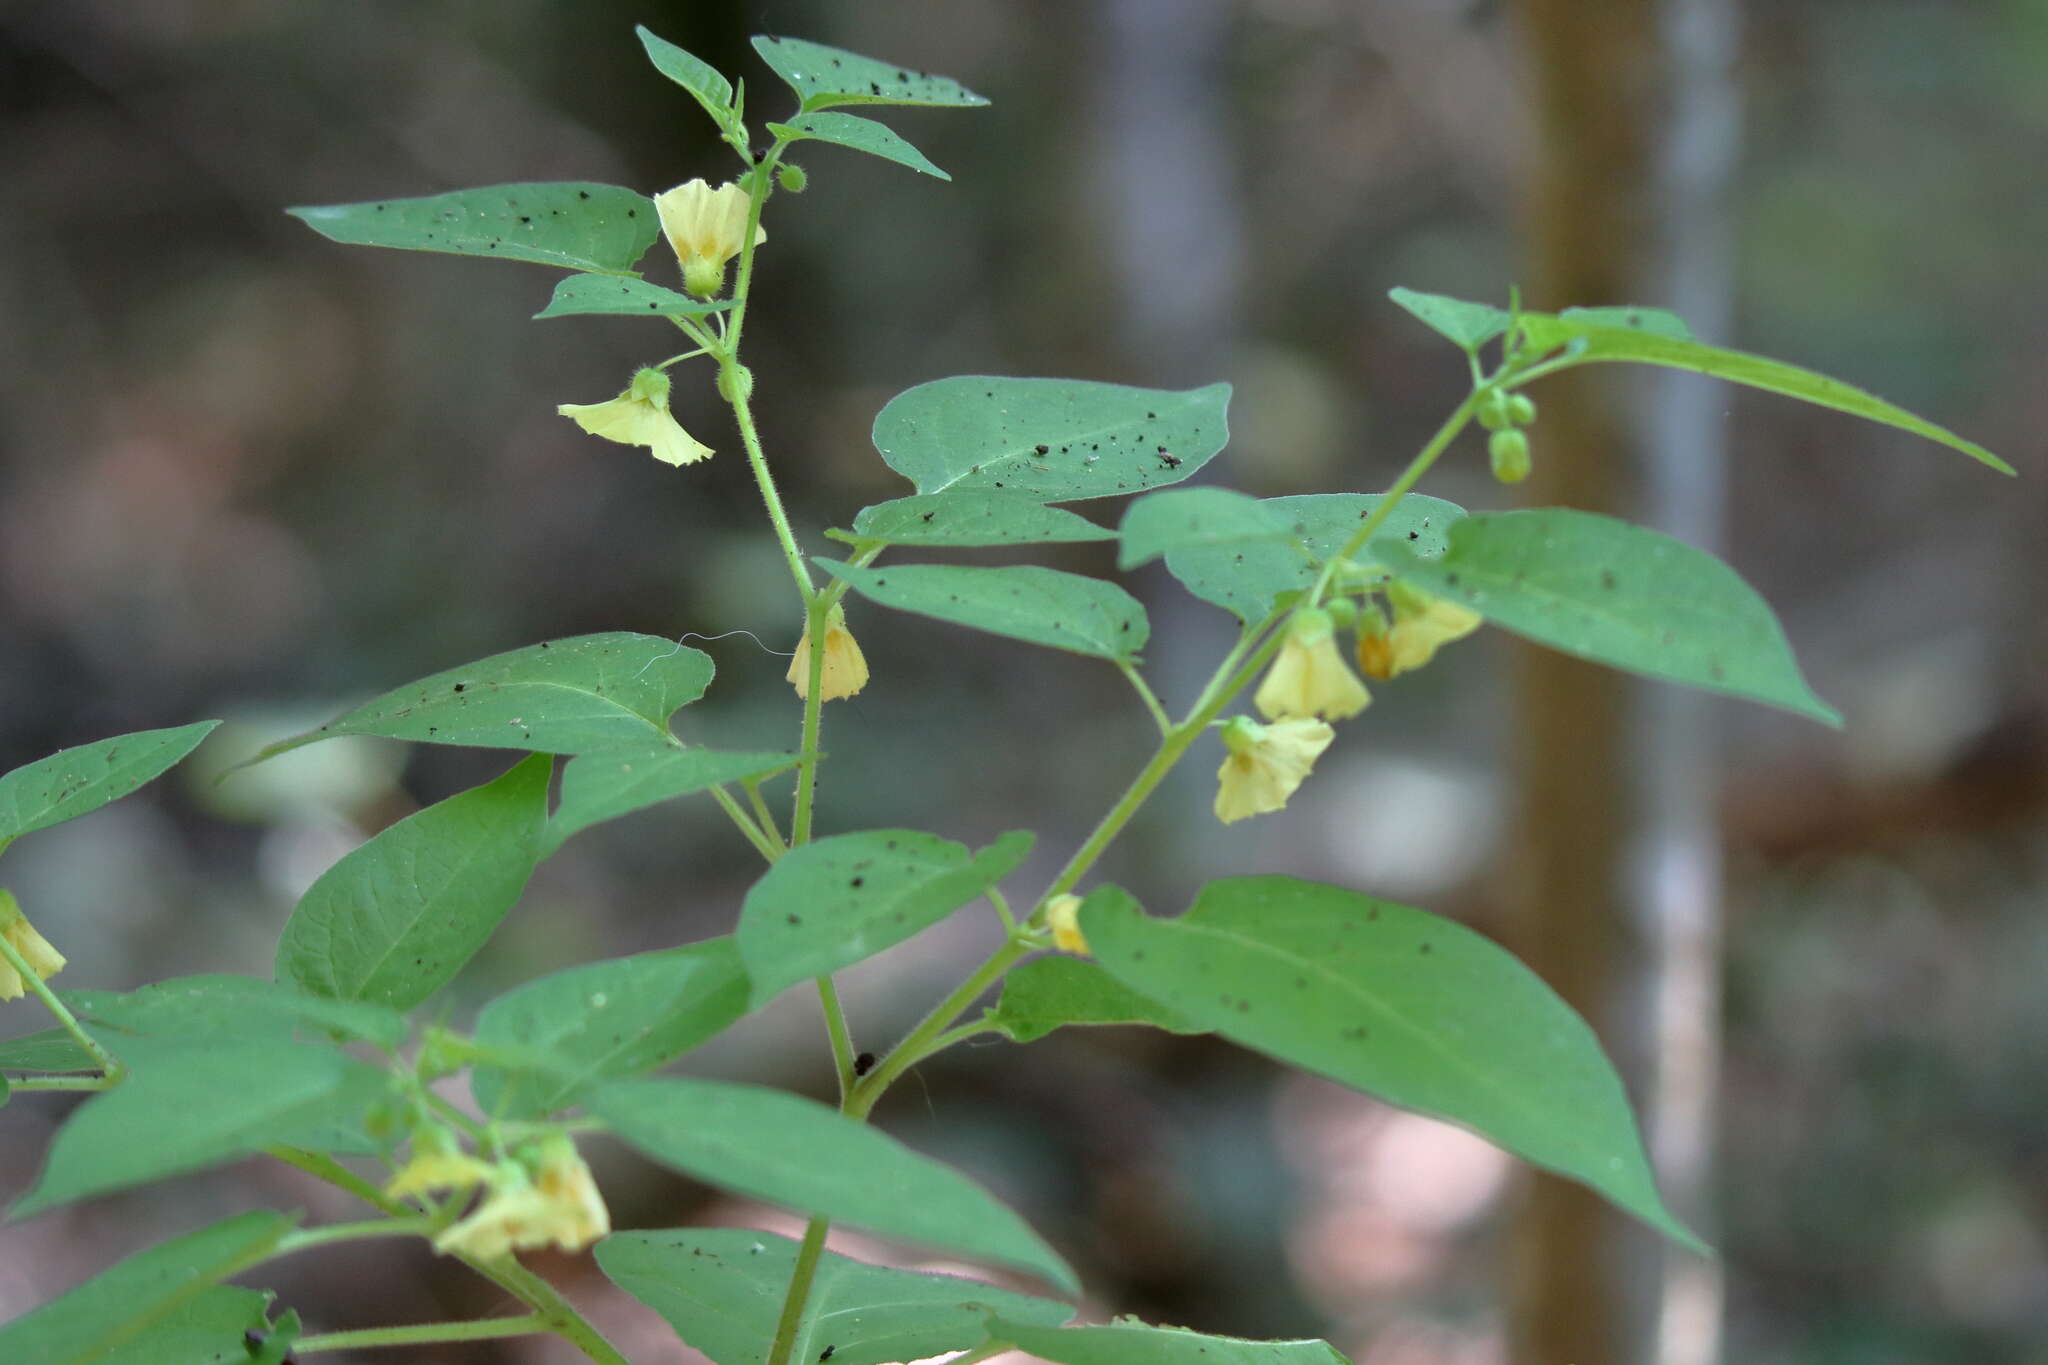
[1254,617,1371,722]
[787,605,869,701]
[1214,718,1335,823]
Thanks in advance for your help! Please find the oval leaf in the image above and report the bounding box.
[256,634,712,761]
[1516,313,2012,474]
[1387,287,1510,351]
[276,754,549,1011]
[846,492,1115,549]
[751,35,989,111]
[288,183,660,274]
[1117,486,1298,570]
[872,377,1231,503]
[986,956,1204,1044]
[593,1077,1077,1292]
[1163,493,1464,623]
[0,1211,294,1365]
[1080,878,1701,1250]
[768,111,949,179]
[739,830,1033,1009]
[536,275,734,320]
[14,1037,388,1217]
[817,560,1148,661]
[0,721,219,845]
[637,26,737,130]
[471,938,750,1118]
[64,975,407,1049]
[598,1228,1071,1365]
[547,745,804,854]
[989,1318,1351,1365]
[1371,508,1839,725]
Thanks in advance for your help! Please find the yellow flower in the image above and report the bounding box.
[432,1139,609,1261]
[1043,894,1089,956]
[1214,716,1335,824]
[386,1130,495,1201]
[786,603,869,702]
[0,890,66,1002]
[1254,608,1371,722]
[558,367,712,467]
[654,179,766,298]
[1378,582,1484,677]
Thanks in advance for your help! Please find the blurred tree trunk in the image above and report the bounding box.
[1502,3,1660,1364]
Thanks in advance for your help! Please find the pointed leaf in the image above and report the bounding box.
[1117,486,1298,570]
[986,956,1203,1044]
[844,492,1115,548]
[63,975,407,1049]
[598,1228,1071,1365]
[594,1078,1077,1291]
[769,111,949,179]
[547,745,804,854]
[872,377,1231,502]
[471,938,750,1118]
[288,183,660,273]
[1516,313,2012,473]
[1387,287,1509,350]
[989,1318,1351,1365]
[0,1211,293,1365]
[739,830,1033,1009]
[1554,304,1693,340]
[536,275,734,319]
[0,721,219,844]
[276,754,549,1011]
[1371,508,1839,724]
[256,634,712,761]
[14,1037,388,1216]
[817,560,1148,661]
[1081,879,1701,1250]
[637,26,737,129]
[751,35,989,111]
[1163,493,1464,623]
[0,1028,100,1073]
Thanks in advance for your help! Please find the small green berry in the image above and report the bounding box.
[1477,389,1514,431]
[776,163,808,194]
[1507,393,1537,426]
[1489,428,1531,484]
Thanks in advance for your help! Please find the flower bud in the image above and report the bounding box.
[1507,393,1538,425]
[1488,428,1531,484]
[1477,389,1515,432]
[1043,894,1089,956]
[776,163,808,193]
[1322,596,1359,630]
[717,362,755,407]
[0,889,66,1001]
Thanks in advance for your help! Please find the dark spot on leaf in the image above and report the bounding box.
[1444,573,1460,587]
[1035,444,1048,455]
[1419,942,1432,955]
[787,913,802,925]
[1600,570,1618,590]
[578,191,590,199]
[453,683,467,692]
[850,876,864,888]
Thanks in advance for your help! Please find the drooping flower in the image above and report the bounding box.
[0,890,66,1002]
[431,1138,610,1261]
[558,367,712,467]
[1214,715,1336,824]
[786,603,869,702]
[1375,581,1484,677]
[1254,607,1371,722]
[654,179,766,298]
[385,1128,495,1201]
[1043,894,1089,956]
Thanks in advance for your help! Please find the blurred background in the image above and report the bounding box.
[1,1,2044,1362]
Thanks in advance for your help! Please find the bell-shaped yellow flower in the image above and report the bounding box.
[1043,894,1089,956]
[558,367,712,467]
[1254,607,1371,722]
[654,179,767,298]
[1214,715,1336,824]
[0,890,66,1002]
[386,1129,496,1201]
[432,1138,610,1261]
[1378,581,1484,677]
[786,603,869,702]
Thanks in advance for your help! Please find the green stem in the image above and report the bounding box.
[1116,660,1173,736]
[791,590,830,846]
[816,974,856,1099]
[0,935,124,1083]
[275,1218,432,1255]
[484,1256,635,1365]
[712,783,784,861]
[847,939,1032,1121]
[763,1214,830,1365]
[743,779,788,853]
[295,1314,548,1354]
[3,1073,113,1091]
[723,141,789,358]
[267,1146,405,1213]
[729,378,815,604]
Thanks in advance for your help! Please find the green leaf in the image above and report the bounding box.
[986,956,1204,1044]
[768,111,949,179]
[816,560,1148,661]
[94,1288,277,1365]
[14,1037,388,1216]
[275,754,549,1011]
[288,183,660,274]
[1117,487,1298,570]
[255,634,712,761]
[751,35,989,111]
[471,938,750,1118]
[1371,508,1839,725]
[535,275,734,320]
[844,493,1114,549]
[598,1228,1071,1365]
[738,830,1033,1009]
[0,1028,100,1073]
[1163,493,1464,623]
[593,1078,1077,1292]
[0,721,219,845]
[0,1211,293,1365]
[872,378,1232,502]
[546,745,803,855]
[1080,879,1700,1250]
[1388,287,1510,350]
[636,26,736,129]
[64,975,407,1049]
[1516,312,2013,474]
[988,1318,1351,1365]
[1554,304,1693,340]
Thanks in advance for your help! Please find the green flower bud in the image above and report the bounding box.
[717,362,755,406]
[1489,428,1531,484]
[1477,389,1514,431]
[1507,393,1537,426]
[1322,596,1359,630]
[776,163,808,193]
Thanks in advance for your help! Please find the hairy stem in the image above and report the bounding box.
[0,933,123,1083]
[294,1314,547,1354]
[763,1215,831,1365]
